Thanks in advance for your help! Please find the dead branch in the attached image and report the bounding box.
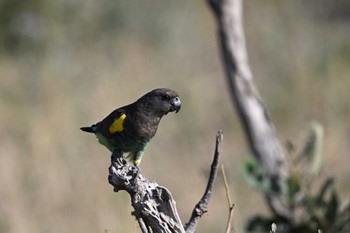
[108,152,186,233]
[108,130,223,233]
[184,130,223,233]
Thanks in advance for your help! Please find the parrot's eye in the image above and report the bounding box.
[162,94,172,101]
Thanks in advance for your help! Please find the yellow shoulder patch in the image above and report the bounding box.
[109,113,126,134]
[134,159,141,166]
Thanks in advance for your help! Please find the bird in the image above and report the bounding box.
[80,88,181,166]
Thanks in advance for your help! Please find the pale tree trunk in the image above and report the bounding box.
[208,0,292,221]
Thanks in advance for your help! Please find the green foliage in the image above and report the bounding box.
[297,121,324,175]
[243,122,350,233]
[242,159,271,194]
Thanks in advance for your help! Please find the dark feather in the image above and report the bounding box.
[80,126,95,133]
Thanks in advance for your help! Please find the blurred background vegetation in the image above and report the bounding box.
[0,0,349,232]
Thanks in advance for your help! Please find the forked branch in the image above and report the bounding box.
[108,130,223,233]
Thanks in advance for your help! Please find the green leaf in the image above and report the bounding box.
[301,121,324,175]
[241,158,272,194]
[287,174,301,200]
[309,122,324,175]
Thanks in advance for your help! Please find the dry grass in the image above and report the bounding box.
[0,1,349,232]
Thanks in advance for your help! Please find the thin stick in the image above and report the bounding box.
[225,206,235,233]
[221,165,235,233]
[221,165,232,207]
[184,130,223,233]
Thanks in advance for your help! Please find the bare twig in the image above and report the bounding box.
[225,206,235,233]
[221,165,232,207]
[221,165,235,233]
[184,130,223,233]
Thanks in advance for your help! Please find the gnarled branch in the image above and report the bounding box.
[108,130,223,233]
[108,153,185,233]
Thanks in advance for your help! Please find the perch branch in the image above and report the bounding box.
[208,0,292,221]
[108,152,186,233]
[108,131,224,233]
[184,130,223,233]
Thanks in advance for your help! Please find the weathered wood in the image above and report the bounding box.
[108,152,186,233]
[108,130,223,233]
